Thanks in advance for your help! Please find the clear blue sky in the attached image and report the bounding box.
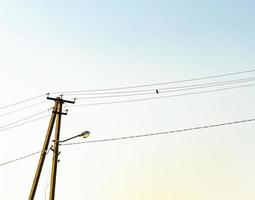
[0,1,255,199]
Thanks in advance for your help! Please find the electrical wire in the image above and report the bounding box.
[75,77,255,100]
[0,151,41,167]
[61,117,255,146]
[0,108,52,130]
[0,94,47,110]
[0,100,46,118]
[64,76,255,97]
[0,76,252,128]
[0,115,50,133]
[1,116,254,167]
[50,69,255,94]
[71,83,255,107]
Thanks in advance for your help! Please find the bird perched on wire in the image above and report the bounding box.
[156,89,159,94]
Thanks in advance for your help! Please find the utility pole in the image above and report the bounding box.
[28,96,74,200]
[29,100,58,200]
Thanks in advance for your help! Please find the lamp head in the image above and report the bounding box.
[80,131,90,138]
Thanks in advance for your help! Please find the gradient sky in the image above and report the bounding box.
[0,1,255,200]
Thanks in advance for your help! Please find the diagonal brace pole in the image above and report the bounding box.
[28,101,58,200]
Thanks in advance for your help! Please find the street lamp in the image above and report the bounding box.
[59,131,90,143]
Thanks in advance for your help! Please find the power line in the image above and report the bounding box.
[51,69,255,94]
[0,100,46,118]
[61,117,255,146]
[75,77,255,100]
[1,69,254,109]
[65,76,255,97]
[0,94,47,111]
[0,108,52,130]
[71,83,255,107]
[0,115,50,133]
[1,117,254,167]
[1,70,254,110]
[0,151,41,167]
